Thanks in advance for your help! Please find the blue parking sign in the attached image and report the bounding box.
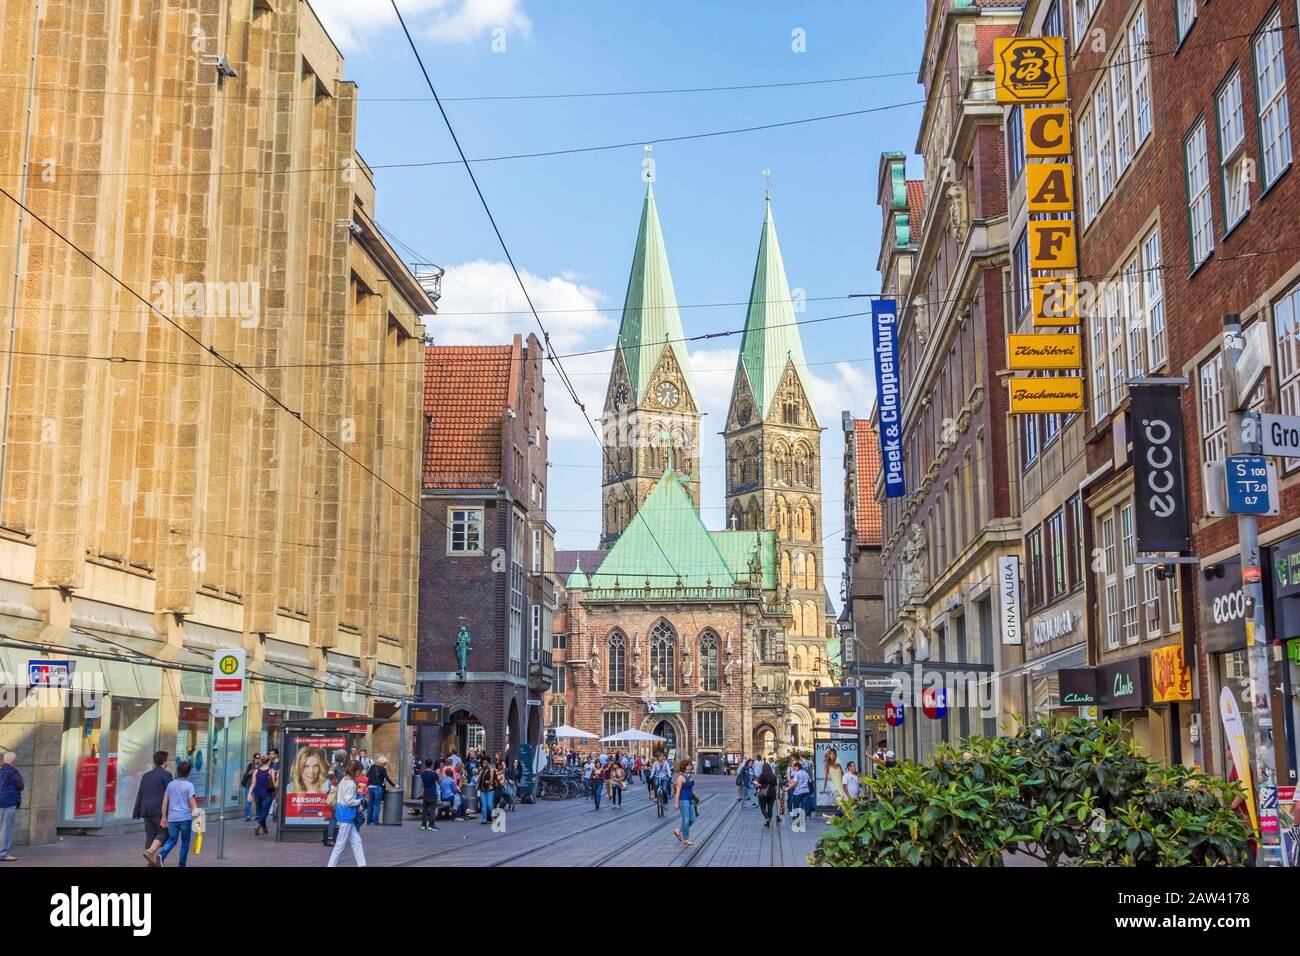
[1226,455,1272,514]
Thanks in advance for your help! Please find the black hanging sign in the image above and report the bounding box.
[1130,384,1191,553]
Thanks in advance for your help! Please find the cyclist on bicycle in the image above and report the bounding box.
[651,753,672,809]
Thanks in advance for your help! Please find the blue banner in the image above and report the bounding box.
[871,300,906,498]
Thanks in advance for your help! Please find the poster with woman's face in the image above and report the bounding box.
[282,735,346,826]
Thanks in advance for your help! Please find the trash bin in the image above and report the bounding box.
[382,787,405,825]
[462,783,479,817]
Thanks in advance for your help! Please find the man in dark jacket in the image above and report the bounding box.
[0,751,25,861]
[133,750,172,862]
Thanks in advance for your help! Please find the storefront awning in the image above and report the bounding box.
[997,642,1086,682]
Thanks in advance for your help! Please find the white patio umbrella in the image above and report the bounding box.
[551,724,599,740]
[599,729,666,743]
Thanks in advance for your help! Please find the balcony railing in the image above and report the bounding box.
[583,585,766,604]
[751,689,787,708]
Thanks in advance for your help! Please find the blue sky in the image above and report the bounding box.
[311,0,926,604]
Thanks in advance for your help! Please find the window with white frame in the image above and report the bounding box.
[1199,352,1228,464]
[448,507,484,553]
[1254,9,1292,187]
[1080,105,1099,224]
[1120,503,1139,644]
[1176,0,1198,43]
[1143,230,1166,367]
[1091,307,1109,423]
[1274,285,1300,472]
[1143,564,1162,638]
[1112,34,1135,175]
[1073,0,1099,49]
[602,710,629,740]
[1129,10,1152,142]
[555,665,566,694]
[1185,119,1214,269]
[1101,514,1119,649]
[532,527,542,574]
[1007,105,1025,187]
[697,708,724,749]
[1044,0,1063,40]
[1218,70,1250,228]
[530,604,542,661]
[1124,256,1146,379]
[1012,231,1030,324]
[550,700,565,727]
[1167,571,1182,630]
[1095,82,1115,200]
[1107,277,1126,411]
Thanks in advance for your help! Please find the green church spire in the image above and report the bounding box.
[736,199,816,423]
[615,182,696,403]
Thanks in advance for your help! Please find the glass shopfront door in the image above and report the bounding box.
[61,699,108,825]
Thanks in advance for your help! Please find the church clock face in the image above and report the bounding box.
[655,381,680,409]
[736,402,752,426]
[614,384,629,409]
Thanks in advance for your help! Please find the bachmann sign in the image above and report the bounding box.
[1130,383,1191,553]
[871,299,906,498]
[1008,377,1084,414]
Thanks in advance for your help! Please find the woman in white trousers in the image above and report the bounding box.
[327,762,367,867]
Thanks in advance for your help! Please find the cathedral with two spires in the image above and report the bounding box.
[552,181,831,761]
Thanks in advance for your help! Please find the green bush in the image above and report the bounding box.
[811,717,1251,867]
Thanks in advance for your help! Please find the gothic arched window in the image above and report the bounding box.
[773,441,791,485]
[779,552,791,587]
[730,444,744,488]
[745,438,761,484]
[607,630,627,692]
[699,631,719,692]
[650,619,676,692]
[805,552,817,590]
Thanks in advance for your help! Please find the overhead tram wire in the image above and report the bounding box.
[2,19,1290,187]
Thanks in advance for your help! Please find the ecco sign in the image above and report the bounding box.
[1131,384,1190,553]
[1213,591,1246,624]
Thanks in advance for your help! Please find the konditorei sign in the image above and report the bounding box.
[999,554,1023,646]
[871,299,906,498]
[1007,333,1082,370]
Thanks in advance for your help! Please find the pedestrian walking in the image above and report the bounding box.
[250,757,276,834]
[791,759,813,822]
[735,759,749,803]
[610,761,625,808]
[785,760,799,816]
[366,756,391,825]
[133,750,172,862]
[148,760,198,867]
[582,756,595,799]
[326,761,367,867]
[240,752,261,821]
[418,759,441,830]
[591,759,605,811]
[478,760,498,825]
[503,758,521,811]
[671,759,696,847]
[754,757,778,829]
[0,752,24,861]
[323,750,347,846]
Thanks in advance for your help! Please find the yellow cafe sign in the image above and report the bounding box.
[1007,333,1083,370]
[995,37,1067,104]
[1008,376,1084,414]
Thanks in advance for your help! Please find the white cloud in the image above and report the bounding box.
[809,360,876,422]
[309,0,531,52]
[430,259,612,441]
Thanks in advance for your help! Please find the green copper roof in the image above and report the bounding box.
[589,468,736,588]
[737,200,816,422]
[615,183,696,402]
[709,529,779,589]
[566,557,590,590]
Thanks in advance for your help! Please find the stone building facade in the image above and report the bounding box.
[0,1,430,843]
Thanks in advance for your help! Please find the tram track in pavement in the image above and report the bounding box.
[396,791,661,867]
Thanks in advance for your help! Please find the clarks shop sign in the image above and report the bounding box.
[1059,668,1098,706]
[1098,657,1151,710]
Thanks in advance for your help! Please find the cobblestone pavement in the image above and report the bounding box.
[7,774,829,868]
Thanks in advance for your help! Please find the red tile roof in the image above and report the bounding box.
[423,344,515,489]
[853,419,883,547]
[905,179,925,235]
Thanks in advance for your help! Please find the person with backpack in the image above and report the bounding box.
[250,756,276,835]
[240,752,261,821]
[326,761,367,867]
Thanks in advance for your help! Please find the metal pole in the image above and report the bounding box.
[396,693,408,824]
[1223,313,1279,862]
[218,715,229,860]
[855,679,866,777]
